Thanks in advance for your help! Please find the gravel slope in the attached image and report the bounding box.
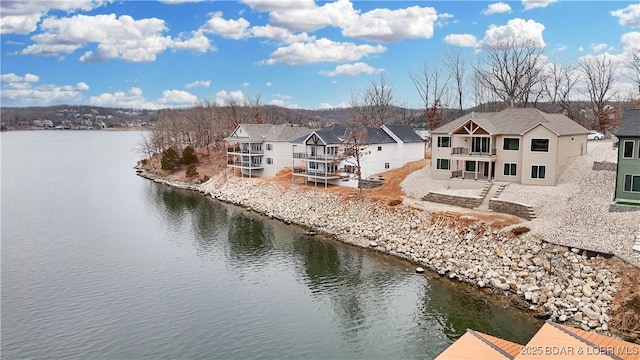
[402,141,640,267]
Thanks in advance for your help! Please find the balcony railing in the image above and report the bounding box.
[451,170,489,180]
[227,160,264,169]
[292,168,341,179]
[451,147,496,157]
[226,147,263,155]
[293,152,340,161]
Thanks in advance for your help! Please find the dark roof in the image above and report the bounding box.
[616,109,640,137]
[295,124,397,145]
[432,108,588,136]
[383,124,424,143]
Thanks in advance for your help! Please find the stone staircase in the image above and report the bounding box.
[478,182,508,210]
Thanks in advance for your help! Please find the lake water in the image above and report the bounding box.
[1,130,542,359]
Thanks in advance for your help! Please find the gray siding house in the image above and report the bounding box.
[614,109,640,203]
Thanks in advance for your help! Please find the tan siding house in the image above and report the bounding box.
[430,108,588,186]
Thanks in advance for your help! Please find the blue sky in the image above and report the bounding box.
[1,0,639,110]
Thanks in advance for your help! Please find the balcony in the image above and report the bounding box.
[451,170,489,181]
[293,152,341,161]
[226,146,263,155]
[227,160,264,169]
[451,147,496,158]
[292,168,341,179]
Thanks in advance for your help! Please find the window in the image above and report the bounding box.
[624,175,640,192]
[531,139,549,152]
[377,146,382,151]
[503,163,517,176]
[472,137,489,153]
[266,158,273,165]
[623,140,635,159]
[385,162,390,169]
[531,165,546,179]
[503,138,520,151]
[465,161,476,172]
[309,162,318,169]
[436,159,450,170]
[266,143,273,151]
[437,136,451,148]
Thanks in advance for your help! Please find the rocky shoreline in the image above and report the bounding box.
[136,166,621,335]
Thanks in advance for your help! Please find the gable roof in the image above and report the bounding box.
[616,109,640,137]
[226,124,312,142]
[383,124,424,143]
[295,124,397,145]
[432,108,588,136]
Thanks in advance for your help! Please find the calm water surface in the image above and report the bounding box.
[1,130,542,359]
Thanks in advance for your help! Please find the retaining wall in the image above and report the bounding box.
[489,198,537,220]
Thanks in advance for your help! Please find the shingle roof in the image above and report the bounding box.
[295,124,398,145]
[383,124,424,143]
[226,124,312,142]
[432,108,588,136]
[616,109,640,137]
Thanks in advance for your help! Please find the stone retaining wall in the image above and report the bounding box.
[422,192,483,209]
[137,168,620,334]
[359,179,384,189]
[609,203,640,212]
[592,161,617,171]
[489,198,537,220]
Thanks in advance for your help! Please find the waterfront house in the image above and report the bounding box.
[292,124,424,187]
[614,109,640,203]
[430,108,588,187]
[225,124,313,178]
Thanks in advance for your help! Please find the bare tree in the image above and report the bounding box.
[624,47,640,99]
[444,49,466,113]
[410,62,451,129]
[579,53,619,132]
[543,62,578,118]
[473,38,546,108]
[247,93,264,124]
[359,73,396,127]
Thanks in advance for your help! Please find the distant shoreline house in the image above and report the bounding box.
[291,124,424,188]
[614,109,640,203]
[225,124,313,178]
[430,108,588,186]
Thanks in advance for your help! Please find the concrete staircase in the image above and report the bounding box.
[477,182,508,210]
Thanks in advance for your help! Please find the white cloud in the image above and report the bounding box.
[478,18,546,49]
[319,101,350,109]
[621,32,640,52]
[0,0,108,35]
[0,72,40,83]
[214,89,246,105]
[201,11,250,39]
[171,30,213,52]
[342,6,438,42]
[263,38,386,66]
[578,46,584,52]
[444,33,478,47]
[319,62,379,76]
[590,43,610,54]
[249,24,314,43]
[268,0,358,32]
[242,82,250,87]
[88,87,196,109]
[241,0,316,12]
[483,3,511,15]
[185,80,211,89]
[555,44,567,52]
[21,14,176,63]
[157,90,198,106]
[611,4,640,28]
[521,0,556,10]
[1,74,89,106]
[265,82,273,87]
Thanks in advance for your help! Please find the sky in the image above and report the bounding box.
[1,0,639,110]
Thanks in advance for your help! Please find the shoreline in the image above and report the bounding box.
[135,165,626,339]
